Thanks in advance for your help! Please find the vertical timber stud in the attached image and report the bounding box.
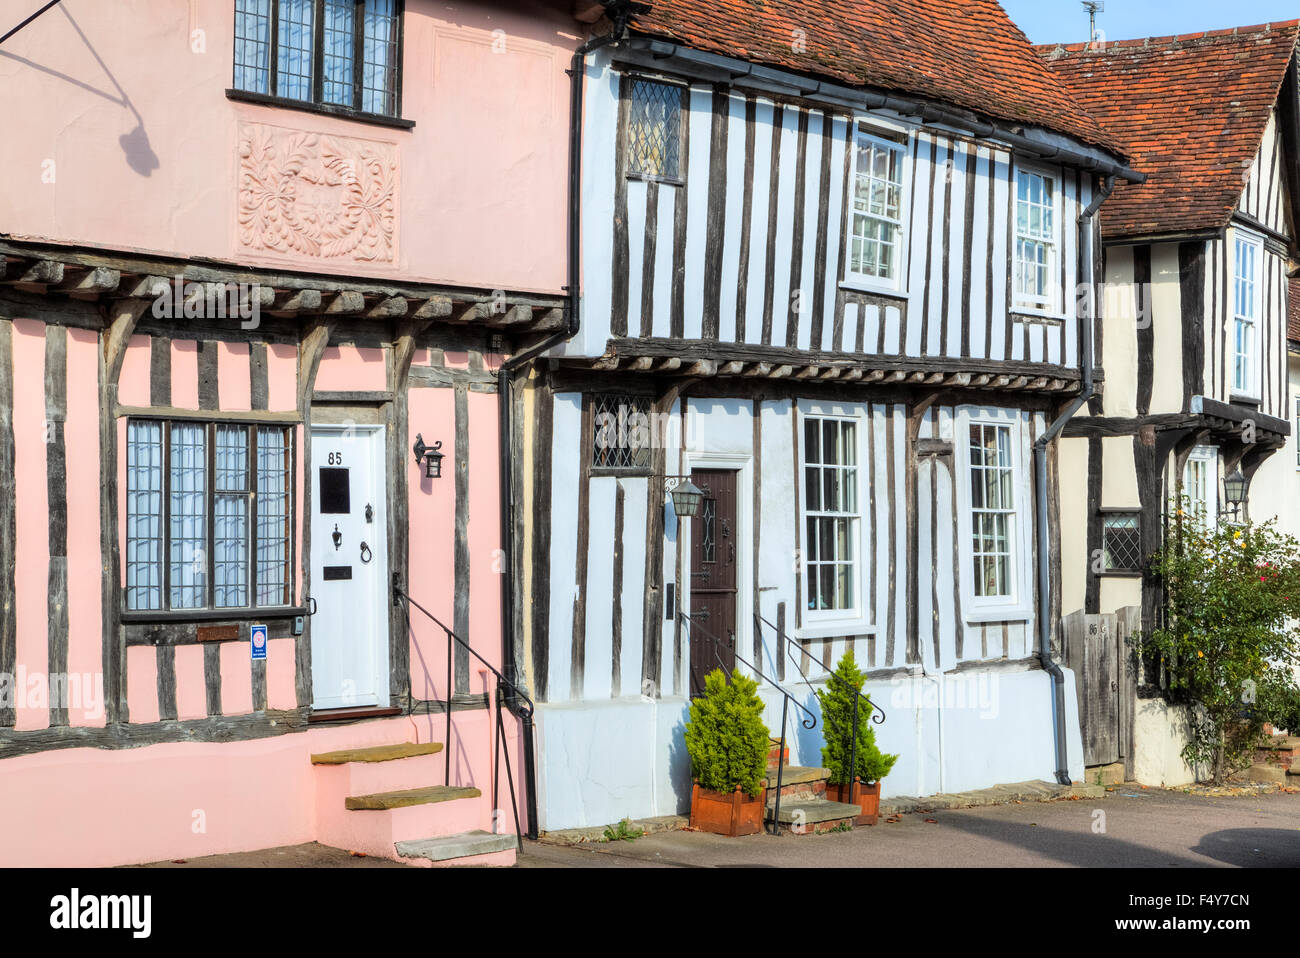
[570,394,594,698]
[388,319,431,706]
[453,382,471,695]
[532,377,553,701]
[0,321,15,727]
[296,316,334,708]
[46,324,69,727]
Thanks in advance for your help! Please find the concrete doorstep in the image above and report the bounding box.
[537,814,689,846]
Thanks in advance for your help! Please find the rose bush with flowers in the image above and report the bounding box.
[1145,513,1300,783]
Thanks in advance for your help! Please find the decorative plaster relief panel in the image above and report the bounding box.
[237,123,397,264]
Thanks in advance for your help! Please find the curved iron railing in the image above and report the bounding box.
[393,580,534,849]
[754,612,887,805]
[678,610,814,835]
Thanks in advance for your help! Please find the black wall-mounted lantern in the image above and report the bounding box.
[664,476,704,518]
[413,434,445,480]
[1223,467,1249,519]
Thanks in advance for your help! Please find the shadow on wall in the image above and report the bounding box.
[0,4,158,176]
[666,716,692,813]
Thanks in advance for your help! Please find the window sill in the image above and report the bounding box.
[964,604,1032,625]
[795,619,875,642]
[838,280,907,300]
[1097,570,1143,579]
[225,89,415,130]
[121,607,307,625]
[626,171,685,188]
[1010,308,1067,324]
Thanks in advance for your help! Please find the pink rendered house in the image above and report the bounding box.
[0,0,584,866]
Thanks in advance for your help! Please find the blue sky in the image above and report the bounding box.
[1001,0,1299,45]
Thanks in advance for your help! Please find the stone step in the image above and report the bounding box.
[761,766,830,789]
[345,785,481,811]
[1247,764,1287,785]
[765,798,861,825]
[311,742,444,765]
[395,830,518,866]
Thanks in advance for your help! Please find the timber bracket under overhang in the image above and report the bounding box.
[0,238,569,335]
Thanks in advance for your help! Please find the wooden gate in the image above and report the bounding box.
[1060,606,1140,773]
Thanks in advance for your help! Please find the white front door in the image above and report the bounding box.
[309,425,389,710]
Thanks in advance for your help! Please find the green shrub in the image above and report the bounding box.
[817,650,897,786]
[683,669,770,798]
[1145,516,1300,783]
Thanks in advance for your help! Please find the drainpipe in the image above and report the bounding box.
[495,5,631,841]
[1034,174,1115,785]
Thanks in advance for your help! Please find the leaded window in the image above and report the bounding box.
[626,78,683,181]
[125,420,295,613]
[592,394,653,473]
[803,417,860,614]
[233,0,402,118]
[1102,513,1142,572]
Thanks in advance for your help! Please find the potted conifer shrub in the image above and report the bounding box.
[684,668,770,837]
[817,651,897,825]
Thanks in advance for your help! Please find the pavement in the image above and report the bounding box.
[128,787,1300,868]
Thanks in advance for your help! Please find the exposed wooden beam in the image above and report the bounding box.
[592,356,620,371]
[627,357,654,371]
[653,357,682,372]
[269,288,323,315]
[742,362,772,378]
[718,360,744,376]
[59,266,120,296]
[457,303,490,324]
[325,291,366,315]
[367,296,409,319]
[491,304,534,327]
[533,307,566,331]
[413,296,453,320]
[103,300,149,385]
[4,259,63,287]
[122,275,172,300]
[770,365,794,379]
[683,360,717,376]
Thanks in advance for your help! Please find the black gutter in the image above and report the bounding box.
[495,4,632,842]
[1034,174,1115,785]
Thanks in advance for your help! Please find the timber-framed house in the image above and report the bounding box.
[514,0,1140,831]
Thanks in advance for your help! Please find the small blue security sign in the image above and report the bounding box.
[250,624,268,661]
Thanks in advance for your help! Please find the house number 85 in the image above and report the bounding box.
[328,452,344,465]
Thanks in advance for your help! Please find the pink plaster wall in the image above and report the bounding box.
[217,341,252,412]
[2,0,576,294]
[266,638,298,711]
[267,344,298,413]
[170,339,200,409]
[174,645,207,721]
[407,387,456,699]
[117,335,151,407]
[219,641,254,716]
[12,319,48,732]
[0,712,527,866]
[313,345,388,393]
[466,391,503,672]
[125,645,160,725]
[65,328,105,727]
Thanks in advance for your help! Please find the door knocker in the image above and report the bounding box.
[360,541,373,564]
[365,503,374,524]
[332,524,342,551]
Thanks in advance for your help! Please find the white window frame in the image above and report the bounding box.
[1012,164,1062,316]
[796,400,873,639]
[842,126,910,294]
[1295,394,1300,470]
[1231,228,1263,399]
[954,406,1034,623]
[1181,445,1219,527]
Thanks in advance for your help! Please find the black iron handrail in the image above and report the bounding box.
[755,612,886,725]
[755,612,887,804]
[393,580,534,849]
[678,610,814,836]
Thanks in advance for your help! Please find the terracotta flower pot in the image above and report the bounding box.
[825,778,881,826]
[689,782,765,836]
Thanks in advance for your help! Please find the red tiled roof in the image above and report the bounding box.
[625,0,1125,156]
[1036,22,1299,240]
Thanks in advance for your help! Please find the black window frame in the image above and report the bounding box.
[1100,510,1143,575]
[122,417,298,619]
[590,392,655,476]
[228,0,411,129]
[622,74,688,186]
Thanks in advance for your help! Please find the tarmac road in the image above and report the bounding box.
[517,788,1300,868]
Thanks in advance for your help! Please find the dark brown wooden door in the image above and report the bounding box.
[688,469,738,698]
